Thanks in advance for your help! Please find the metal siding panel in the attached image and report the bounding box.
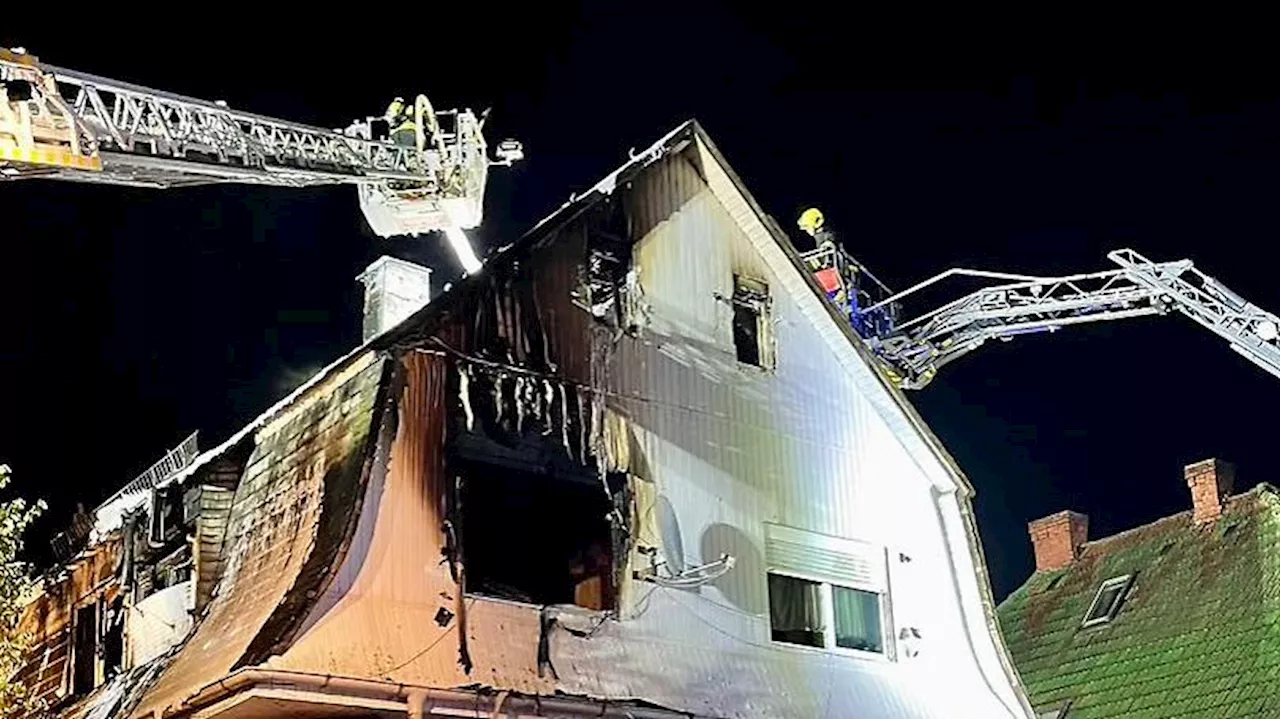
[113,139,1023,719]
[589,151,1021,717]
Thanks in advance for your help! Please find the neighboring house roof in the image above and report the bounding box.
[997,483,1280,718]
[101,120,1033,718]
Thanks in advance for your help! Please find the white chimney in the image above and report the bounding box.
[357,256,432,342]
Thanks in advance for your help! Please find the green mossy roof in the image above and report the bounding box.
[997,484,1280,719]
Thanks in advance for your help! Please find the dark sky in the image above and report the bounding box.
[4,10,1280,599]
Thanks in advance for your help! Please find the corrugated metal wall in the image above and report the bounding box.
[550,147,1022,718]
[116,134,1024,719]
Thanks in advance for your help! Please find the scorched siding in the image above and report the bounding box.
[592,146,1026,718]
[131,351,388,719]
[92,121,1030,719]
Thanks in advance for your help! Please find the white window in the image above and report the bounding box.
[764,523,891,657]
[1081,575,1132,627]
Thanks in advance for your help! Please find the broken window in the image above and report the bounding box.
[148,486,182,545]
[72,604,97,696]
[732,275,771,368]
[102,597,124,680]
[1081,575,1132,627]
[456,458,619,611]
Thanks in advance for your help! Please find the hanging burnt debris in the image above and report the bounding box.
[409,190,645,615]
[571,194,643,336]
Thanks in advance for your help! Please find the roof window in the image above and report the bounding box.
[1081,575,1132,627]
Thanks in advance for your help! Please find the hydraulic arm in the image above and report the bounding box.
[0,47,523,246]
[798,212,1280,390]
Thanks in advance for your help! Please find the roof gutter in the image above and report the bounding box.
[164,668,699,719]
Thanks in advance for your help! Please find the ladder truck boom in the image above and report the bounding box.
[797,212,1280,389]
[0,47,524,254]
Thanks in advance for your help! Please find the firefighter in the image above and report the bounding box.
[798,207,824,237]
[385,96,417,147]
[385,96,405,125]
[798,207,838,253]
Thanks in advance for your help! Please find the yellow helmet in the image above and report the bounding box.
[798,207,825,236]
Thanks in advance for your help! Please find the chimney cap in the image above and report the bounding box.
[356,254,434,284]
[1029,509,1089,532]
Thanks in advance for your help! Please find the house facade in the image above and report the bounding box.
[998,459,1280,718]
[14,122,1033,719]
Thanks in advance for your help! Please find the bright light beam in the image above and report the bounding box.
[444,226,483,275]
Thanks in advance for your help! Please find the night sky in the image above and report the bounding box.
[4,12,1280,599]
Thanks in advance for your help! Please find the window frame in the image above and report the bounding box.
[1080,574,1132,628]
[730,274,774,370]
[766,567,891,660]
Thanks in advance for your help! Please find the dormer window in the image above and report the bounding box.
[1081,575,1132,627]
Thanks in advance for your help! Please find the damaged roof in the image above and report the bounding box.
[104,119,1027,719]
[997,484,1280,718]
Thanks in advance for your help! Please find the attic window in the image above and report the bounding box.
[732,275,771,368]
[1081,575,1132,627]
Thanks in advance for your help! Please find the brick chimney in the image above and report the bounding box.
[1028,510,1089,572]
[1185,458,1235,525]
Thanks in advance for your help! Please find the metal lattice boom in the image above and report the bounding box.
[861,248,1280,389]
[1,48,521,238]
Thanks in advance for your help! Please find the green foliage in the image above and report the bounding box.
[0,465,46,717]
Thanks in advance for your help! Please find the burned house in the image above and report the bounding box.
[11,431,241,716]
[13,121,1035,718]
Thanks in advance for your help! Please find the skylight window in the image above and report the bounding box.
[1081,575,1132,627]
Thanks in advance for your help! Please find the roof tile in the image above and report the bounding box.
[998,485,1280,718]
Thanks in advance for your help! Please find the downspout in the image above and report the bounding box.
[165,667,700,719]
[931,486,1035,719]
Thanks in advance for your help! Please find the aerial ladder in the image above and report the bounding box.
[0,47,524,273]
[796,208,1280,390]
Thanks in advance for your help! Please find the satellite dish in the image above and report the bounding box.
[654,494,685,575]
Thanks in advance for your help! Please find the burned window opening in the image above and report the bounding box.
[573,198,639,334]
[148,485,183,546]
[452,456,621,611]
[576,231,633,326]
[71,604,97,696]
[102,596,124,680]
[732,275,771,368]
[733,304,762,366]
